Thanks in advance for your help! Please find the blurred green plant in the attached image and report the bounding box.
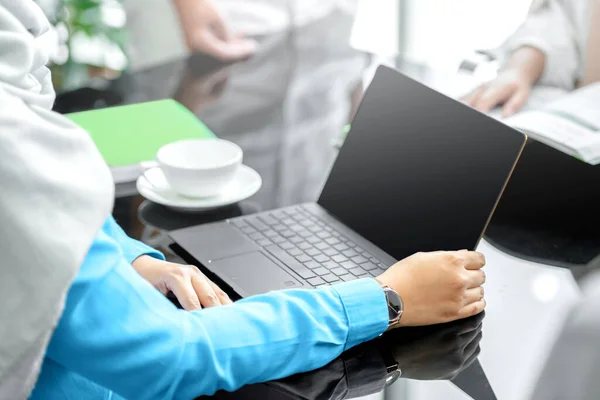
[41,0,126,90]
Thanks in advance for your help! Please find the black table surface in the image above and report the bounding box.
[55,9,594,399]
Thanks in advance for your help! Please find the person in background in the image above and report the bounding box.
[2,3,487,400]
[464,0,599,117]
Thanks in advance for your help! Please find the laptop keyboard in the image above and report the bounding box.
[228,206,388,287]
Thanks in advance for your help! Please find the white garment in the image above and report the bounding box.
[0,1,114,398]
[124,0,359,71]
[496,0,592,90]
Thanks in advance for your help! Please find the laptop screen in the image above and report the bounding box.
[318,66,525,261]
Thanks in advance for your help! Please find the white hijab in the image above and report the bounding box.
[0,1,114,397]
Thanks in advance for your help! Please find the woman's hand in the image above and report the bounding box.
[377,250,486,327]
[132,255,232,310]
[462,46,546,117]
[172,0,257,62]
[463,68,534,117]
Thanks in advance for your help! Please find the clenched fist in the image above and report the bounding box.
[377,251,486,326]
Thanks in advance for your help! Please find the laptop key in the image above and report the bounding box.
[331,255,347,263]
[273,224,287,232]
[231,220,247,228]
[249,232,264,241]
[287,248,303,257]
[349,266,367,276]
[271,236,286,244]
[289,236,304,244]
[271,211,286,220]
[316,231,331,239]
[305,248,320,257]
[264,246,316,280]
[247,219,268,231]
[304,261,320,269]
[313,267,329,276]
[339,274,356,282]
[321,274,340,284]
[307,276,325,287]
[241,226,257,235]
[289,224,304,232]
[323,248,337,257]
[256,239,272,247]
[351,255,368,264]
[323,261,338,270]
[361,262,378,271]
[282,218,295,226]
[342,249,358,258]
[333,243,349,251]
[297,242,312,250]
[354,246,365,253]
[341,260,357,269]
[259,215,278,226]
[325,237,340,245]
[314,254,329,263]
[315,242,329,250]
[304,260,321,269]
[373,267,386,275]
[280,230,295,238]
[330,267,347,276]
[307,236,321,244]
[298,230,312,238]
[296,255,312,263]
[263,229,278,238]
[279,242,295,250]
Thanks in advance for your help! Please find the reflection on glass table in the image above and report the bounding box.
[200,312,491,400]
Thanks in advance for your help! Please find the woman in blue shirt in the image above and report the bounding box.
[30,217,486,399]
[0,3,486,399]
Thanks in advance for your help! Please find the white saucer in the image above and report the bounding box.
[136,165,262,212]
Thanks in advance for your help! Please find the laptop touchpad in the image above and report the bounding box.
[211,252,302,297]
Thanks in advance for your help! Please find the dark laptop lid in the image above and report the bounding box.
[318,65,525,261]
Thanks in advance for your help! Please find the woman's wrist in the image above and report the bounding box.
[505,46,546,86]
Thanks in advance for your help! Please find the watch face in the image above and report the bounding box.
[385,288,403,321]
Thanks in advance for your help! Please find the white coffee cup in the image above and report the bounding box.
[156,139,243,198]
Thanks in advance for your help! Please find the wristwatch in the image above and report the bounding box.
[381,284,404,331]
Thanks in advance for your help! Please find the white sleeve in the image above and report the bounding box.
[0,1,114,395]
[494,0,580,90]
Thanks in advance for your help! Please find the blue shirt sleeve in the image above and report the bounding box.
[42,219,389,399]
[104,216,165,263]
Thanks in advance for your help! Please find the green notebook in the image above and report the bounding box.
[67,99,216,183]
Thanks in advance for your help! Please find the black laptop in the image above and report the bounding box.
[170,65,526,298]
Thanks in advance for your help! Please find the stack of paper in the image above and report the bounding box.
[505,83,600,164]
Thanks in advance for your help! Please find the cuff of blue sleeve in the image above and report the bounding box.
[332,278,389,350]
[122,238,166,265]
